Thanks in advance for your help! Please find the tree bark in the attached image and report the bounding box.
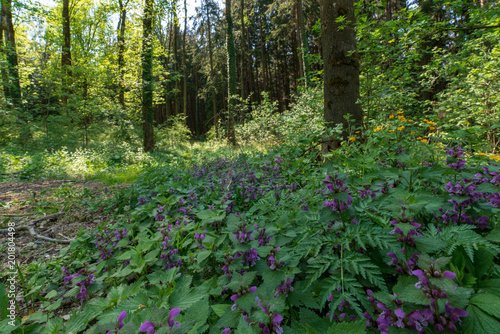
[320,0,363,150]
[117,0,128,109]
[239,0,245,101]
[142,0,155,151]
[61,0,72,106]
[206,0,218,139]
[226,0,236,145]
[173,10,180,116]
[1,0,21,107]
[296,0,310,87]
[182,0,188,123]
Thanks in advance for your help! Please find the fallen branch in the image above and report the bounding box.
[0,225,73,244]
[30,212,64,225]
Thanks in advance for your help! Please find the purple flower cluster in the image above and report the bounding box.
[445,147,466,170]
[365,268,467,333]
[234,223,254,243]
[267,248,284,271]
[326,292,357,322]
[154,205,166,221]
[323,174,353,212]
[274,278,294,297]
[194,231,206,248]
[255,296,284,334]
[389,216,422,245]
[242,248,260,267]
[61,267,95,303]
[93,228,129,262]
[230,286,257,311]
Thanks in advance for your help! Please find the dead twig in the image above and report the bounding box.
[0,225,73,244]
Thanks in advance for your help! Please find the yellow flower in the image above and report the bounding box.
[349,137,356,142]
[491,155,500,162]
[429,126,436,131]
[389,115,394,119]
[397,111,404,114]
[389,129,395,132]
[397,126,405,131]
[408,119,413,122]
[421,139,428,143]
[410,131,416,134]
[355,131,360,134]
[427,120,436,125]
[477,152,487,156]
[374,126,383,132]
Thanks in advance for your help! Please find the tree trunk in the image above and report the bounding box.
[240,0,245,101]
[226,0,236,145]
[173,10,180,116]
[296,0,310,87]
[117,0,127,109]
[258,6,268,92]
[142,0,155,151]
[320,0,363,150]
[62,0,72,106]
[182,0,188,123]
[1,0,21,107]
[206,0,218,139]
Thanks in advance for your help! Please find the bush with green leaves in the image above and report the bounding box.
[4,128,500,333]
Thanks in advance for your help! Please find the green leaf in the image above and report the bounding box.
[147,267,179,285]
[184,298,209,334]
[477,279,500,296]
[215,308,241,329]
[464,305,500,334]
[470,293,500,319]
[211,304,230,317]
[196,249,211,264]
[45,290,58,300]
[45,299,62,311]
[236,315,254,334]
[144,249,160,264]
[43,318,64,334]
[326,320,366,333]
[64,304,103,333]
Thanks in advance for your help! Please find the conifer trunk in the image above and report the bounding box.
[142,0,155,151]
[182,0,187,123]
[117,0,127,109]
[226,0,236,145]
[61,0,72,106]
[320,0,362,150]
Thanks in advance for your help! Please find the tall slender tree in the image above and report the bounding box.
[182,0,188,122]
[62,0,72,106]
[226,0,236,145]
[142,0,155,151]
[320,0,362,150]
[117,0,128,109]
[206,0,218,138]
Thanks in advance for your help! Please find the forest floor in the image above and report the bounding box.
[0,179,128,269]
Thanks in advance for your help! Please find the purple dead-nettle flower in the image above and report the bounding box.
[387,252,398,266]
[139,321,156,334]
[275,278,294,297]
[223,329,231,334]
[117,311,127,329]
[442,271,456,279]
[394,308,406,328]
[242,248,260,267]
[272,314,284,334]
[167,308,181,328]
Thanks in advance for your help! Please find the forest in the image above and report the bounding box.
[0,0,499,333]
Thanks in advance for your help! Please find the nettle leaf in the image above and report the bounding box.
[476,183,500,193]
[147,267,179,285]
[236,316,255,334]
[464,305,500,334]
[228,272,257,291]
[299,307,330,333]
[470,293,500,319]
[486,227,500,243]
[393,276,431,306]
[211,304,230,317]
[477,279,500,296]
[184,297,209,333]
[326,320,366,334]
[236,293,256,313]
[215,308,242,329]
[64,304,104,333]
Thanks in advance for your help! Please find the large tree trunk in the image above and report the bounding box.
[117,0,127,109]
[320,0,363,150]
[142,0,155,151]
[61,0,72,106]
[226,0,236,145]
[1,0,21,107]
[0,21,9,102]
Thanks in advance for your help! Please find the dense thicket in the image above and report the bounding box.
[0,0,497,150]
